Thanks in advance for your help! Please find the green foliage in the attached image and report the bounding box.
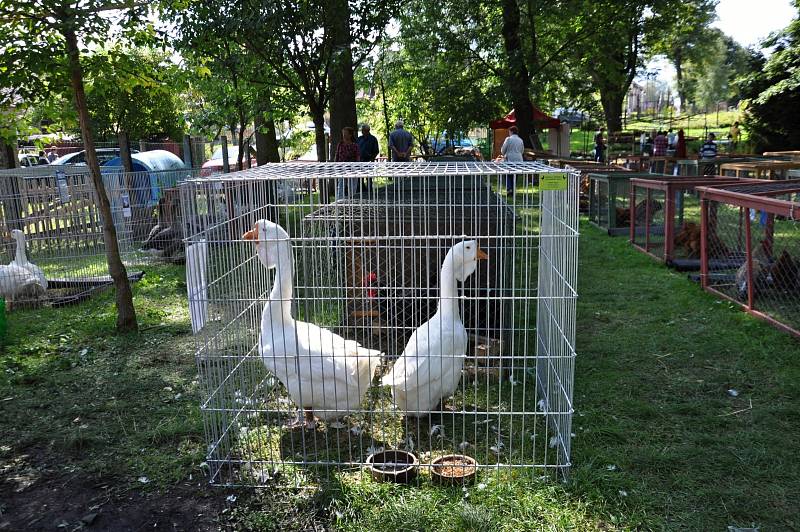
[738,7,800,150]
[648,0,718,105]
[0,0,149,112]
[84,46,186,142]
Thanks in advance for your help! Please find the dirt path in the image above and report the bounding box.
[1,448,230,531]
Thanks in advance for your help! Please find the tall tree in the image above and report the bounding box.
[738,5,800,150]
[326,0,358,159]
[325,0,396,160]
[0,0,142,332]
[500,0,538,148]
[649,0,718,110]
[84,46,186,142]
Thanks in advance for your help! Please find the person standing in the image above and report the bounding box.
[37,150,48,165]
[388,120,413,162]
[594,127,606,163]
[729,121,741,152]
[675,129,687,159]
[357,124,379,162]
[667,129,677,150]
[356,124,379,192]
[699,132,718,175]
[46,145,58,163]
[334,126,360,199]
[639,131,648,155]
[653,131,668,156]
[651,130,668,172]
[500,126,524,196]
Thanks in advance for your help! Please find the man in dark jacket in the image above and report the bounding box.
[357,124,379,162]
[357,124,380,193]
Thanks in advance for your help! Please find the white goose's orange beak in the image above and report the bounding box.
[476,246,489,260]
[242,225,258,241]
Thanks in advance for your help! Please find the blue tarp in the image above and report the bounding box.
[101,150,186,207]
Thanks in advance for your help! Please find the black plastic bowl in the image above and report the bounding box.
[366,450,418,483]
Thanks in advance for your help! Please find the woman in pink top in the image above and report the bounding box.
[335,127,360,199]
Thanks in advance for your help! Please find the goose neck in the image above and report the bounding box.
[267,246,294,321]
[438,255,460,317]
[14,235,26,265]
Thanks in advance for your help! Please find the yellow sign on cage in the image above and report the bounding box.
[539,172,568,191]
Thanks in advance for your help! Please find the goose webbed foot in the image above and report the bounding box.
[286,409,307,430]
[303,409,317,430]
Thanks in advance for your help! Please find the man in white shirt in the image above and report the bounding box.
[500,126,524,196]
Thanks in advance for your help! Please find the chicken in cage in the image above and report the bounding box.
[698,180,800,337]
[182,161,579,487]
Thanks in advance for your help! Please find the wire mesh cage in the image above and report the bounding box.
[552,161,629,214]
[181,161,579,487]
[0,165,197,307]
[587,172,669,236]
[697,180,800,337]
[629,176,759,269]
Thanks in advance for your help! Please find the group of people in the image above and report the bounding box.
[638,128,687,158]
[332,120,414,198]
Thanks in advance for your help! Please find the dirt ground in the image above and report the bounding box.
[0,447,231,531]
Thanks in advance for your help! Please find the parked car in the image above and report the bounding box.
[50,147,138,166]
[426,135,476,155]
[18,153,44,167]
[201,145,257,176]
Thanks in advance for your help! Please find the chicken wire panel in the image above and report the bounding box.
[700,184,800,337]
[588,175,610,230]
[630,177,759,267]
[0,165,197,306]
[182,162,579,487]
[630,181,667,258]
[588,173,656,236]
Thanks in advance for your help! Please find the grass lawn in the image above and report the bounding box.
[1,217,799,530]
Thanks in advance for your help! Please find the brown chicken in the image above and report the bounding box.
[674,222,729,259]
[771,250,800,291]
[615,199,662,227]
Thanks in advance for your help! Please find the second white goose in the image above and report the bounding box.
[381,240,488,416]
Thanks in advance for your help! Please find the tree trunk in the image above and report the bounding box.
[673,52,686,113]
[236,117,245,171]
[311,105,327,162]
[0,139,16,169]
[326,0,358,159]
[64,26,137,333]
[255,102,280,165]
[254,106,279,222]
[500,0,542,151]
[600,89,625,134]
[378,68,391,158]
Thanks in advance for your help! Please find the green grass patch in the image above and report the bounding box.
[2,209,799,529]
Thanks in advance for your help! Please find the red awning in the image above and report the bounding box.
[489,108,561,130]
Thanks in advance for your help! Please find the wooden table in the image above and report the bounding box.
[763,150,800,161]
[719,160,800,179]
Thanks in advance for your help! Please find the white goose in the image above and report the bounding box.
[11,229,47,289]
[0,264,46,309]
[382,240,488,416]
[243,219,382,429]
